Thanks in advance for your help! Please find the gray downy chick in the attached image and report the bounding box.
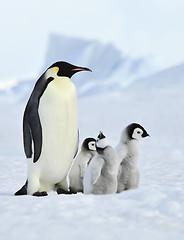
[69,138,96,193]
[116,123,149,193]
[83,132,119,195]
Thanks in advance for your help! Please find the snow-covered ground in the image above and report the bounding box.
[0,62,184,239]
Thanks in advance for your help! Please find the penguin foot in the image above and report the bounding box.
[68,188,78,194]
[32,191,48,197]
[57,188,75,195]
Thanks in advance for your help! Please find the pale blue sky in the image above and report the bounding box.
[0,0,184,80]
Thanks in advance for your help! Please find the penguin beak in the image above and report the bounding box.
[72,67,92,72]
[143,132,150,138]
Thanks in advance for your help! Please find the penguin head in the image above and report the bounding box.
[47,61,92,79]
[82,138,96,151]
[126,123,149,141]
[96,131,109,153]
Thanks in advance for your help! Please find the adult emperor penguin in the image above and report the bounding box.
[83,132,119,195]
[116,123,149,193]
[69,137,96,193]
[15,61,91,196]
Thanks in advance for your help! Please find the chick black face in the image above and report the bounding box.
[97,131,106,140]
[96,131,109,154]
[48,61,92,78]
[82,138,96,151]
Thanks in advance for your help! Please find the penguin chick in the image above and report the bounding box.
[68,138,96,193]
[83,132,119,195]
[116,123,149,193]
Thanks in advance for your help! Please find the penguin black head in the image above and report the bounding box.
[126,123,149,140]
[48,61,92,78]
[96,131,109,153]
[82,138,96,151]
[97,131,106,140]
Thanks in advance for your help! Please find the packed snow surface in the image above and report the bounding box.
[0,63,184,239]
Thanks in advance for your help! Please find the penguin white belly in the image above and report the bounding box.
[27,77,78,193]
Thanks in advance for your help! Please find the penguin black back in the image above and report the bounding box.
[23,75,54,162]
[23,61,91,163]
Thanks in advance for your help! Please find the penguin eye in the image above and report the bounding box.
[137,131,141,134]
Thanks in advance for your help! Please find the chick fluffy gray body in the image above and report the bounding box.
[83,142,118,195]
[116,123,149,193]
[69,138,96,193]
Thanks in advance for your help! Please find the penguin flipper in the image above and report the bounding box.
[23,110,32,158]
[92,158,104,184]
[23,75,54,162]
[28,107,42,163]
[23,105,42,163]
